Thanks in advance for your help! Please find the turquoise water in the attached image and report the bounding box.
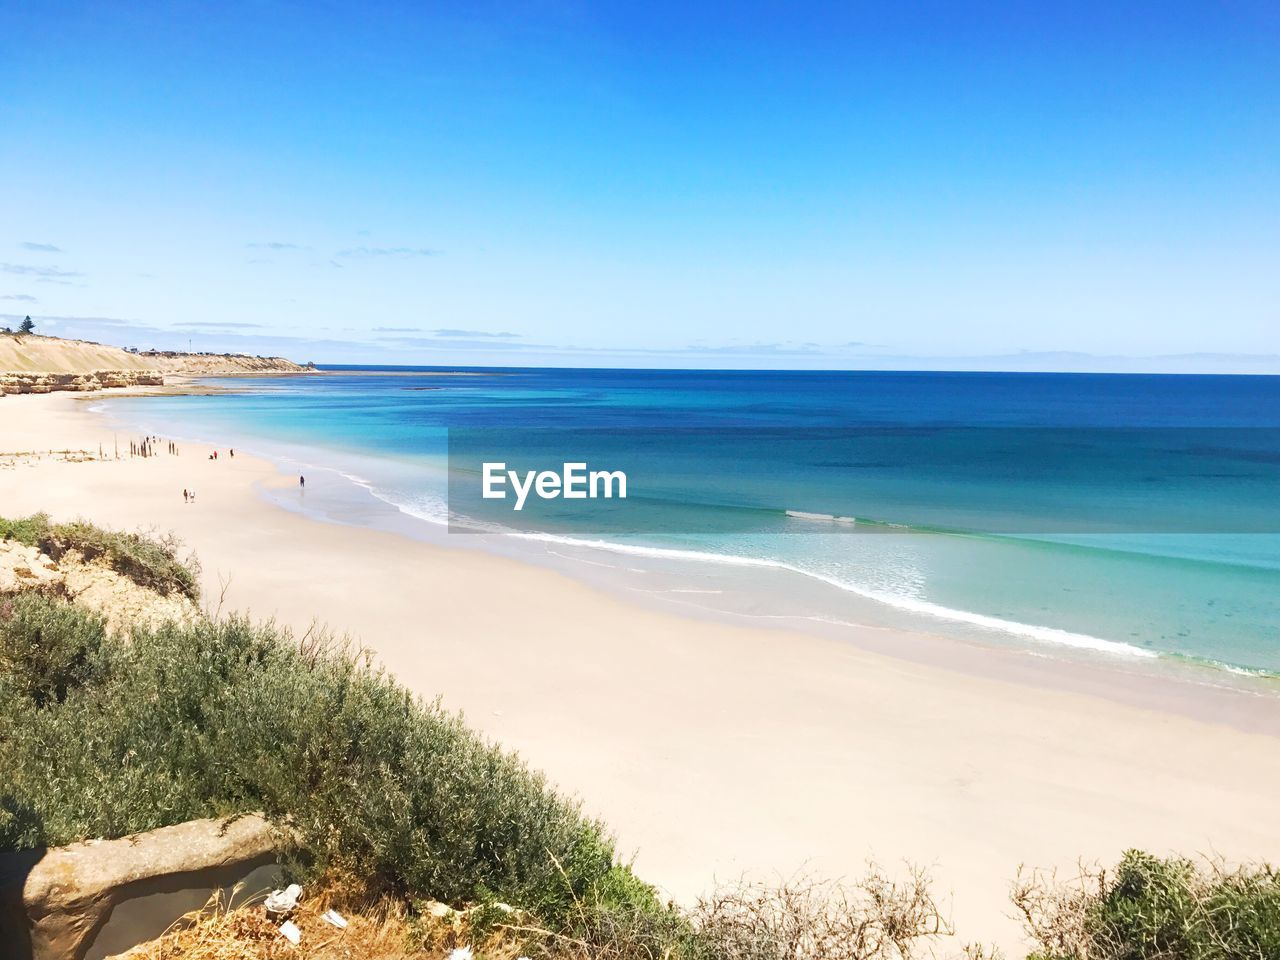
[107,368,1280,676]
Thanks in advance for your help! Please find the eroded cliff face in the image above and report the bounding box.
[0,370,166,395]
[0,335,313,395]
[0,539,198,634]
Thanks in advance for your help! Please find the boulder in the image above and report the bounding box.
[0,814,282,960]
[0,541,62,593]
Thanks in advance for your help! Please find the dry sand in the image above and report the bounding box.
[0,334,157,373]
[2,390,1279,954]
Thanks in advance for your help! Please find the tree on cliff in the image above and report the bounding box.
[19,316,35,334]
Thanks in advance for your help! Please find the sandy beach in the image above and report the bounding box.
[3,390,1279,954]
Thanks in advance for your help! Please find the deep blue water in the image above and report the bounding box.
[109,367,1280,675]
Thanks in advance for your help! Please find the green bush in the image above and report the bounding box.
[0,591,106,707]
[1016,849,1280,960]
[0,514,53,545]
[0,513,199,601]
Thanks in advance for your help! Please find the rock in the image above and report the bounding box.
[0,370,167,396]
[423,900,458,920]
[0,542,62,592]
[0,815,281,960]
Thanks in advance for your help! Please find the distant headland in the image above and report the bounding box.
[0,330,313,396]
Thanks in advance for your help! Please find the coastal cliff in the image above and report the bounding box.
[0,334,312,396]
[0,370,166,395]
[138,350,315,376]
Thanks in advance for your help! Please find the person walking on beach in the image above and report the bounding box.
[183,489,188,503]
[299,475,305,488]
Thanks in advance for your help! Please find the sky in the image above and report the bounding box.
[1,1,1278,370]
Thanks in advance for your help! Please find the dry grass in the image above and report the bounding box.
[108,885,566,960]
[692,868,954,960]
[109,886,424,960]
[107,865,977,960]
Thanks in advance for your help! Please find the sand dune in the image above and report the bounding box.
[0,334,157,373]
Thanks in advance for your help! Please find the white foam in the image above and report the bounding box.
[786,510,857,524]
[1198,658,1278,679]
[364,491,1155,660]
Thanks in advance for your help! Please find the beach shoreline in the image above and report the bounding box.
[4,388,1280,953]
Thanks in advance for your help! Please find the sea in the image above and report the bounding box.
[102,367,1280,683]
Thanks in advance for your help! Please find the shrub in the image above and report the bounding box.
[0,591,106,707]
[693,870,952,960]
[1014,850,1280,960]
[524,859,705,960]
[0,513,200,601]
[0,514,57,546]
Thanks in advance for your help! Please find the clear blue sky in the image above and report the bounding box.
[2,1,1277,370]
